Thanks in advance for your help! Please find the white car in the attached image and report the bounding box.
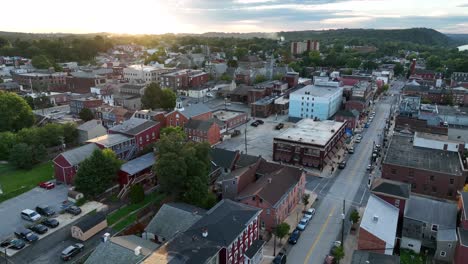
[296,217,310,231]
[303,208,316,220]
[21,209,41,222]
[355,138,361,143]
[206,92,213,98]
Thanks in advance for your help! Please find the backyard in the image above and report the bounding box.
[107,191,166,232]
[0,161,54,203]
[400,249,426,264]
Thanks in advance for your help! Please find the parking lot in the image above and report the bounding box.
[0,183,68,239]
[216,114,290,160]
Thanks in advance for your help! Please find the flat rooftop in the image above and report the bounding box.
[384,134,463,176]
[87,134,131,147]
[291,84,342,98]
[274,119,345,147]
[212,109,246,121]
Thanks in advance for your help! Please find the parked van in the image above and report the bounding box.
[21,209,41,222]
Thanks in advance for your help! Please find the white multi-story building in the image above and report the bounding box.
[123,64,172,84]
[289,82,343,121]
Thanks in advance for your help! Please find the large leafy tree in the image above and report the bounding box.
[79,108,94,121]
[141,82,163,109]
[160,89,177,110]
[9,143,34,169]
[0,92,34,132]
[0,132,17,160]
[74,149,121,198]
[154,128,214,208]
[274,223,291,244]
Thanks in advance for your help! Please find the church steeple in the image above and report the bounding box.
[175,96,184,111]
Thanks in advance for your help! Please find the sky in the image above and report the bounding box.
[1,0,468,34]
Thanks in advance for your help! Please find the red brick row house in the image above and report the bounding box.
[144,199,264,264]
[109,118,161,152]
[184,119,221,146]
[455,192,468,264]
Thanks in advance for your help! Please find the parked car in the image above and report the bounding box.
[288,229,301,244]
[275,123,284,130]
[1,239,26,250]
[367,164,373,171]
[273,252,287,264]
[296,217,309,231]
[61,243,84,261]
[303,208,316,220]
[355,138,361,143]
[14,229,38,243]
[338,161,347,169]
[206,92,213,98]
[364,123,370,128]
[30,224,48,234]
[256,119,264,124]
[36,205,55,217]
[42,218,59,228]
[250,121,259,127]
[38,181,55,189]
[65,206,82,216]
[348,147,354,154]
[375,144,381,150]
[20,209,41,222]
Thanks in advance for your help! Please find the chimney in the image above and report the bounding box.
[134,246,142,256]
[373,215,379,223]
[268,178,272,183]
[202,228,208,238]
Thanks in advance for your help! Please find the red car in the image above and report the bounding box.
[39,181,55,189]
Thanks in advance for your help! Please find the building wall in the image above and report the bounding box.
[71,220,108,241]
[192,111,213,121]
[381,163,465,201]
[133,123,161,151]
[372,193,407,219]
[357,228,387,255]
[455,242,468,264]
[224,216,260,264]
[78,125,107,144]
[189,73,209,87]
[66,77,105,94]
[289,88,343,120]
[345,100,367,113]
[70,99,103,115]
[401,236,422,253]
[394,116,448,135]
[413,135,461,152]
[165,111,188,127]
[53,155,76,184]
[435,239,457,262]
[335,115,357,130]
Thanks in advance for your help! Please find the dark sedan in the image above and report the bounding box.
[36,205,55,217]
[42,218,59,228]
[30,224,48,234]
[1,239,26,250]
[65,205,82,215]
[14,229,39,243]
[288,229,301,244]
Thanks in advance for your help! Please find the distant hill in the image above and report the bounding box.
[445,34,468,45]
[198,28,455,47]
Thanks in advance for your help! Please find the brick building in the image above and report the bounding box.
[165,99,212,127]
[382,134,467,201]
[184,119,221,146]
[455,192,468,264]
[358,194,398,255]
[212,109,248,132]
[451,72,468,88]
[12,72,67,91]
[70,98,103,115]
[53,144,99,184]
[282,72,299,88]
[87,134,136,160]
[109,118,161,152]
[371,178,411,219]
[66,72,107,94]
[334,110,360,130]
[273,119,347,170]
[291,40,319,55]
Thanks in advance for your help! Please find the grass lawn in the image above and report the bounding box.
[400,249,425,264]
[0,161,54,203]
[107,192,166,226]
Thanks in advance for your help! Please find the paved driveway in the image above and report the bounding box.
[0,183,68,239]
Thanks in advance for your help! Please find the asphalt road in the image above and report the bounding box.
[287,83,401,264]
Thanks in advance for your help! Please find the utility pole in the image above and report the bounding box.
[244,123,248,154]
[341,199,345,246]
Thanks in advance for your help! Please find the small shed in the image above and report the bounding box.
[71,212,108,241]
[68,190,84,203]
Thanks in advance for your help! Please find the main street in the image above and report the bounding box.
[288,82,402,264]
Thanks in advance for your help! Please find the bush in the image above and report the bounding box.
[75,197,87,206]
[9,143,34,169]
[129,184,145,204]
[350,209,360,224]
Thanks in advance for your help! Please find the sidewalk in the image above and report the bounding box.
[262,190,318,263]
[341,207,364,264]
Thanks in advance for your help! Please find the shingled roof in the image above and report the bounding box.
[371,178,411,200]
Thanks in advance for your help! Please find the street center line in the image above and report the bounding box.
[303,205,337,264]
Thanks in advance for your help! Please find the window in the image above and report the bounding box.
[440,251,446,257]
[266,209,270,215]
[394,199,400,208]
[408,244,414,248]
[259,198,263,203]
[448,189,454,197]
[252,197,255,201]
[232,180,236,185]
[448,243,452,248]
[391,168,397,174]
[449,178,454,185]
[430,175,435,181]
[411,183,416,189]
[432,186,437,193]
[431,224,438,232]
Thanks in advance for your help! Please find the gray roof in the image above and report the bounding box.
[360,194,399,253]
[145,203,205,241]
[178,103,211,118]
[110,118,158,136]
[351,250,400,264]
[235,154,262,168]
[371,178,411,199]
[153,199,261,264]
[404,195,457,228]
[120,153,155,175]
[78,119,104,132]
[291,84,343,98]
[461,192,468,221]
[58,144,99,166]
[74,212,107,233]
[384,134,463,176]
[87,134,132,147]
[210,148,239,169]
[85,235,158,264]
[184,119,216,131]
[244,240,265,259]
[437,228,458,242]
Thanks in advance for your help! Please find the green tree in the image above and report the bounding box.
[254,74,267,84]
[346,58,361,68]
[0,132,17,160]
[362,60,378,70]
[234,47,248,59]
[393,62,404,76]
[31,54,54,69]
[62,123,78,146]
[141,82,163,109]
[331,246,345,263]
[9,143,34,169]
[382,84,389,92]
[308,50,322,66]
[160,126,186,138]
[274,223,291,244]
[160,89,177,109]
[426,55,442,70]
[350,209,360,224]
[0,92,34,132]
[227,60,238,68]
[443,94,454,106]
[272,73,283,81]
[302,193,310,210]
[74,149,121,198]
[79,108,94,121]
[129,184,145,204]
[220,74,232,81]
